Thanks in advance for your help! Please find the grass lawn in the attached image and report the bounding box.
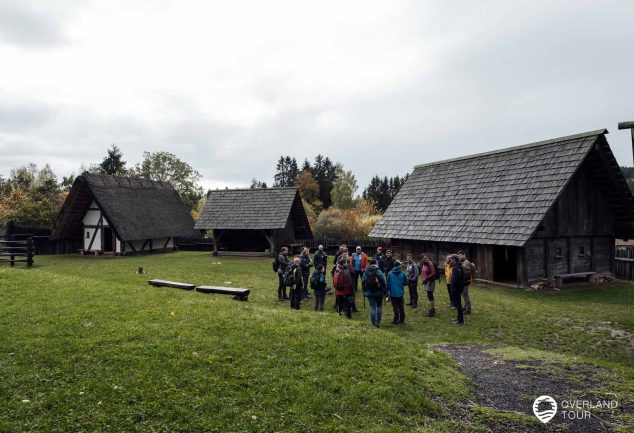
[1,252,632,432]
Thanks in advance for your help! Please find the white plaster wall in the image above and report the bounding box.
[84,228,102,251]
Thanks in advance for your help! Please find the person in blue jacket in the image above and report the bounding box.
[387,260,407,324]
[362,259,387,327]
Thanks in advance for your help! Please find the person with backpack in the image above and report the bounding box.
[383,249,395,274]
[450,254,465,325]
[333,257,354,319]
[458,251,476,315]
[405,254,419,308]
[313,245,328,274]
[387,260,406,324]
[420,255,437,317]
[362,258,387,327]
[311,264,327,312]
[275,246,291,301]
[288,256,304,310]
[300,247,313,300]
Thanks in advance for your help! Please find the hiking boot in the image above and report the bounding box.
[463,309,471,315]
[426,309,436,317]
[406,302,412,306]
[391,320,398,325]
[452,319,460,324]
[411,303,418,308]
[454,321,464,325]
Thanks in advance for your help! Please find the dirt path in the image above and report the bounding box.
[435,344,630,433]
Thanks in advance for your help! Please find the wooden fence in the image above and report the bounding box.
[0,239,34,267]
[615,246,634,280]
[298,238,391,255]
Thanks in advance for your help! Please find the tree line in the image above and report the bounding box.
[0,145,203,228]
[0,146,411,237]
[251,155,409,238]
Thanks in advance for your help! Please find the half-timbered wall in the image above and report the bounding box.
[83,201,109,251]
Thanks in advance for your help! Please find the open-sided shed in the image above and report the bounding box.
[370,129,634,287]
[52,173,199,255]
[194,187,312,254]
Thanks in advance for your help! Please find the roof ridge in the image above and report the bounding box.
[208,187,297,192]
[414,129,607,169]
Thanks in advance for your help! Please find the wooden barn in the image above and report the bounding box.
[195,187,312,254]
[52,173,199,255]
[370,129,634,287]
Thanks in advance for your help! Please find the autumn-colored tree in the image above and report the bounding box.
[331,165,357,210]
[295,170,320,203]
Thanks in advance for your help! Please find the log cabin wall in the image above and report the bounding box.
[524,160,615,280]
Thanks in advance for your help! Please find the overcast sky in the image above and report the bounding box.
[1,0,633,191]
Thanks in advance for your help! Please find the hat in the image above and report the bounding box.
[394,260,401,267]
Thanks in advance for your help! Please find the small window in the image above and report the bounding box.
[555,247,562,259]
[86,231,91,238]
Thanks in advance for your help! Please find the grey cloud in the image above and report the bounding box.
[0,1,71,48]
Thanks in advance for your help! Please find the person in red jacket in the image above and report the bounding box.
[333,257,354,318]
[420,255,437,317]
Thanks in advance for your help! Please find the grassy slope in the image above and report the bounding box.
[0,252,632,432]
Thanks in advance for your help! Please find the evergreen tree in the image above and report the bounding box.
[99,144,127,175]
[273,156,299,187]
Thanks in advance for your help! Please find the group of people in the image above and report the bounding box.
[274,244,477,327]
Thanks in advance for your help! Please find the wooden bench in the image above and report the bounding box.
[148,279,196,290]
[554,272,596,282]
[195,286,250,301]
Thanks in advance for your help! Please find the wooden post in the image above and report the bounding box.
[618,121,634,166]
[211,230,219,256]
[27,237,33,267]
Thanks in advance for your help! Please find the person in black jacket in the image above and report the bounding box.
[383,249,396,274]
[374,246,386,271]
[450,255,465,325]
[289,257,304,310]
[276,247,291,301]
[313,245,328,270]
[300,247,313,299]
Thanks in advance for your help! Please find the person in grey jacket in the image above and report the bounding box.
[405,254,419,308]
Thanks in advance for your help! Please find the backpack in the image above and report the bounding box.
[272,258,279,272]
[283,266,295,287]
[431,260,441,281]
[334,266,353,291]
[462,261,472,284]
[310,272,323,290]
[364,267,382,293]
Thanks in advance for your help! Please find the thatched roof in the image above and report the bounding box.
[370,129,634,246]
[195,187,312,235]
[52,173,199,241]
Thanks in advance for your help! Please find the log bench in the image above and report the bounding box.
[195,286,250,301]
[553,272,596,282]
[148,279,196,290]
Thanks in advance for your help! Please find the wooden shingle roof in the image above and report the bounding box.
[195,187,309,231]
[370,129,633,246]
[52,173,199,241]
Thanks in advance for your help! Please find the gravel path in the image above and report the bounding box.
[435,344,629,433]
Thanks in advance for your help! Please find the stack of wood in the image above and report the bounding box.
[528,277,561,291]
[589,273,617,284]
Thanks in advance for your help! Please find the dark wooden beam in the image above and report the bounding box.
[86,215,102,252]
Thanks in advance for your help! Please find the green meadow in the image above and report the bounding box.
[1,252,632,432]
